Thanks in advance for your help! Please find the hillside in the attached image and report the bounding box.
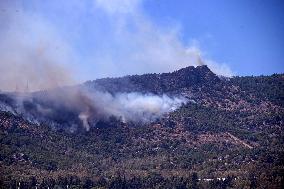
[0,66,283,189]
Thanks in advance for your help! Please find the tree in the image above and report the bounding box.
[191,172,199,189]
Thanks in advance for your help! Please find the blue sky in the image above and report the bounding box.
[143,0,284,76]
[0,0,284,90]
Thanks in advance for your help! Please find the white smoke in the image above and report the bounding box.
[88,92,187,123]
[73,90,187,130]
[78,111,91,131]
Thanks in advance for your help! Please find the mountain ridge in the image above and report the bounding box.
[84,65,220,94]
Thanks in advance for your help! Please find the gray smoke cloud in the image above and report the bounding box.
[0,1,76,92]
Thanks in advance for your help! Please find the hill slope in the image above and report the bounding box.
[0,66,283,188]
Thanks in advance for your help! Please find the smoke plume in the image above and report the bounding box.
[0,0,233,93]
[0,1,76,92]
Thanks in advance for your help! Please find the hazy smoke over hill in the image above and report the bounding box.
[0,0,229,130]
[0,88,187,131]
[0,0,233,92]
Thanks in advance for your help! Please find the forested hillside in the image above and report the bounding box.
[0,66,283,188]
